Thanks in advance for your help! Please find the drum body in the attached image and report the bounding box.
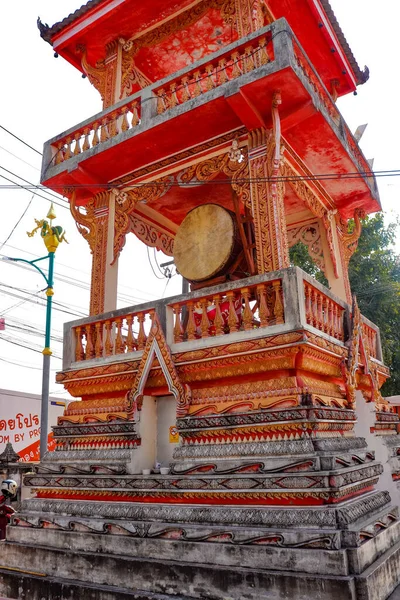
[173,204,242,283]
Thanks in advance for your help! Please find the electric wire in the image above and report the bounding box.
[0,172,69,209]
[0,357,60,371]
[0,146,40,172]
[146,246,165,280]
[0,336,62,359]
[0,194,34,252]
[0,125,42,156]
[2,170,399,191]
[0,165,69,205]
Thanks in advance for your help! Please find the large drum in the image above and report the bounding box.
[173,204,241,283]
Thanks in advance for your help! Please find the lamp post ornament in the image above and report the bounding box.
[24,203,68,458]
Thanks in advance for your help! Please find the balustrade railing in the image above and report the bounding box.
[154,31,273,116]
[74,307,153,363]
[52,98,141,166]
[303,281,345,341]
[63,269,384,371]
[170,278,283,343]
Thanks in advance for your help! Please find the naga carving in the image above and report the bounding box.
[336,208,365,267]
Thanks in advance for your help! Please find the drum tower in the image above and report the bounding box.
[2,1,400,599]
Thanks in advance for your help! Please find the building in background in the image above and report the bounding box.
[0,389,66,461]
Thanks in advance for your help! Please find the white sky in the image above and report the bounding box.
[0,0,399,398]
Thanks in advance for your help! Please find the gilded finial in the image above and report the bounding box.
[27,206,68,253]
[46,202,57,222]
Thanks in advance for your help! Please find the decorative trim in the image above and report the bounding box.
[129,314,191,417]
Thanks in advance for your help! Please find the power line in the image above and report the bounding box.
[0,335,62,359]
[0,171,69,209]
[146,246,164,280]
[0,194,34,252]
[0,125,42,156]
[0,164,69,205]
[0,357,59,371]
[0,287,85,318]
[0,252,153,306]
[0,145,40,171]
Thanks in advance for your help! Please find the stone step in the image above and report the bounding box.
[25,461,383,485]
[9,502,399,577]
[11,489,392,529]
[0,568,191,600]
[2,535,399,600]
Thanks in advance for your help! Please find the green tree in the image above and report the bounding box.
[290,214,400,395]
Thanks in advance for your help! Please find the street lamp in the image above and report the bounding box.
[2,203,68,459]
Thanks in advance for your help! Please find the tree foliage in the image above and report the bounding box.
[289,214,400,396]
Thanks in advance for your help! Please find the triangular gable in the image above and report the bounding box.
[128,313,190,417]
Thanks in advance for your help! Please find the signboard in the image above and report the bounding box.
[0,389,67,462]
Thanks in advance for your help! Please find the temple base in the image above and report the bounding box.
[2,511,400,600]
[3,443,400,599]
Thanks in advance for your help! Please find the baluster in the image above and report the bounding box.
[181,76,191,102]
[227,291,239,332]
[213,295,225,336]
[193,71,202,96]
[131,101,139,126]
[310,288,318,328]
[108,112,118,137]
[186,302,197,341]
[104,320,114,356]
[100,117,109,142]
[54,142,65,165]
[120,107,129,132]
[173,304,184,342]
[332,304,339,339]
[338,308,344,341]
[85,324,95,359]
[125,314,136,352]
[204,64,215,90]
[321,295,328,333]
[243,46,256,72]
[326,299,334,337]
[92,122,100,146]
[115,318,125,354]
[241,288,253,331]
[200,299,210,338]
[73,132,82,155]
[82,128,90,151]
[137,313,147,350]
[272,281,284,324]
[257,283,270,327]
[95,321,103,358]
[217,58,228,85]
[75,326,85,361]
[156,89,167,114]
[258,37,270,65]
[64,137,73,160]
[304,283,312,325]
[316,292,323,331]
[169,83,179,107]
[231,51,242,78]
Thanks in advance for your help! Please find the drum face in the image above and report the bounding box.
[173,204,239,283]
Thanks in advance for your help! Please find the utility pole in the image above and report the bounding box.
[3,204,67,459]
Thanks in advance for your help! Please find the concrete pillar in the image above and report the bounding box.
[89,192,119,315]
